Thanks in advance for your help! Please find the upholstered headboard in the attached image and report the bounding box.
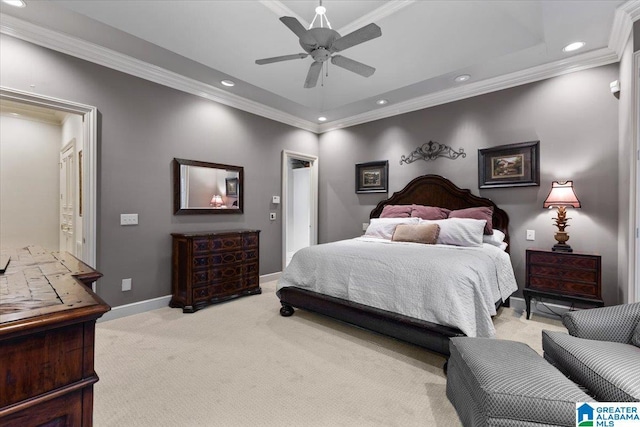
[369,175,510,250]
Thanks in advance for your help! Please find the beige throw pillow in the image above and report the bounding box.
[392,223,440,244]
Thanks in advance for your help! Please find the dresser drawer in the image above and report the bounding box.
[243,249,258,262]
[243,232,259,248]
[211,264,243,282]
[192,237,210,253]
[193,287,210,301]
[528,265,597,283]
[212,235,242,251]
[212,250,244,265]
[528,276,598,298]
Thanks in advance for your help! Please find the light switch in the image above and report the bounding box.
[272,196,280,204]
[120,214,138,225]
[526,230,535,241]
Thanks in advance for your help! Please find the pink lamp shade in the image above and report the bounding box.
[543,181,581,209]
[210,195,223,207]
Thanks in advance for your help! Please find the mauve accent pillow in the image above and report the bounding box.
[392,223,440,244]
[449,206,494,235]
[380,205,412,218]
[410,205,450,220]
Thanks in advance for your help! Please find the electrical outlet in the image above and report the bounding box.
[526,230,535,241]
[121,278,132,291]
[269,212,276,221]
[120,214,138,225]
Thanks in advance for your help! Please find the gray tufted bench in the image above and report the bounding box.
[446,337,594,427]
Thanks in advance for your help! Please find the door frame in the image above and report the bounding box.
[1,86,98,267]
[281,150,318,271]
[60,139,76,254]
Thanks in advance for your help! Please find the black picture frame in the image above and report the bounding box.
[225,177,238,196]
[356,160,388,193]
[478,141,540,189]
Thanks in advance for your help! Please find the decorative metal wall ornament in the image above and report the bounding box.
[400,141,466,165]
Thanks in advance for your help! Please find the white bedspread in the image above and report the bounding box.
[277,237,518,338]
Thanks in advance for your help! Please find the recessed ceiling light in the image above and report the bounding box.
[562,42,585,53]
[318,116,327,122]
[221,80,235,87]
[376,99,388,105]
[1,0,26,7]
[454,74,471,83]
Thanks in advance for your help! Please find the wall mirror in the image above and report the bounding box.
[173,158,244,214]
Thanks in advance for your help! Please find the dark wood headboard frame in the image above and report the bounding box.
[369,175,510,251]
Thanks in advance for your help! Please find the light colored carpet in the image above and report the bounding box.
[94,281,565,427]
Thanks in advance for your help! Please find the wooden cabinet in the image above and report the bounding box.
[523,249,603,319]
[0,247,110,427]
[170,229,261,313]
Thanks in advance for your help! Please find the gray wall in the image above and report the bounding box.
[0,34,318,307]
[318,64,622,305]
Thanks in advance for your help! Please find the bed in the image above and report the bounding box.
[277,174,516,355]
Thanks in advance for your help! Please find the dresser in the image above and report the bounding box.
[0,246,110,427]
[523,249,603,319]
[170,229,261,313]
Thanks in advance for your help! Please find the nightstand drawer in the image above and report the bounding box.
[528,252,598,270]
[528,276,599,298]
[528,265,597,283]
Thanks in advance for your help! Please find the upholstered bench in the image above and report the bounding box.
[446,337,593,426]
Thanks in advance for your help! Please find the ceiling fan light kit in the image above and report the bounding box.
[255,0,381,89]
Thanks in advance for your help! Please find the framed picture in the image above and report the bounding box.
[356,160,388,193]
[225,177,238,196]
[478,141,540,189]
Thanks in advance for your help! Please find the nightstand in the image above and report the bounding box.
[523,249,603,319]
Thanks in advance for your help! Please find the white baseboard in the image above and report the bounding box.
[260,271,281,283]
[509,296,573,319]
[99,272,283,323]
[99,295,172,323]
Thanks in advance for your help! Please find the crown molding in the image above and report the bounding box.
[319,47,619,133]
[259,0,310,28]
[609,0,640,58]
[338,0,415,36]
[0,14,320,133]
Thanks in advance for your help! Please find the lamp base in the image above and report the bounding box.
[552,243,573,252]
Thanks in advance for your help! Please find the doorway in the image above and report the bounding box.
[0,87,98,268]
[282,150,318,269]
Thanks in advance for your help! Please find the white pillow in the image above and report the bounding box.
[420,218,486,247]
[483,229,506,247]
[365,217,419,240]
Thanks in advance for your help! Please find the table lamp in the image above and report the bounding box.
[210,195,223,208]
[543,181,581,252]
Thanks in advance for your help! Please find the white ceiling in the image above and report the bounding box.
[0,0,637,133]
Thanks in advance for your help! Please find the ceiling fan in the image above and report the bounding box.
[255,1,382,88]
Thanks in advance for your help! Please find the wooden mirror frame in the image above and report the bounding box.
[173,158,244,215]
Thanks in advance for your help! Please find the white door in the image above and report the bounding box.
[59,143,75,254]
[282,150,318,269]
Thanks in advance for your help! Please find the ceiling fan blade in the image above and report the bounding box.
[331,55,375,77]
[255,53,308,65]
[280,16,308,39]
[330,23,381,53]
[304,62,323,88]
